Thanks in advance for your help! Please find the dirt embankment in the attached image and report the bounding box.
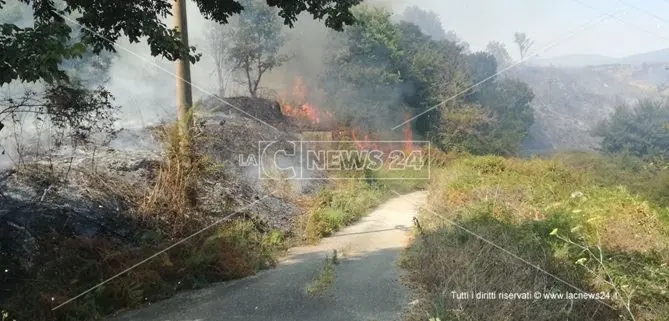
[0,96,327,321]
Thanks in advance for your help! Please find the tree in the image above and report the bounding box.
[206,22,233,96]
[399,6,447,41]
[466,51,498,91]
[0,84,119,152]
[1,1,116,88]
[321,6,405,132]
[437,50,535,155]
[1,0,359,145]
[594,100,669,159]
[322,7,470,134]
[321,6,535,155]
[225,0,289,97]
[399,6,469,51]
[0,0,362,86]
[514,32,533,60]
[486,41,512,67]
[475,79,535,154]
[439,80,534,155]
[0,2,119,154]
[395,21,471,139]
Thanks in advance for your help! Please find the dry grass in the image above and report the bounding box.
[260,167,301,202]
[1,218,285,321]
[0,114,288,321]
[401,155,669,321]
[553,151,669,208]
[137,118,215,235]
[401,216,621,321]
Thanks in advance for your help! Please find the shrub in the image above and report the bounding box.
[300,180,386,242]
[594,100,669,159]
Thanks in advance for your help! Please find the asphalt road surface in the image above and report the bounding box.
[108,191,427,321]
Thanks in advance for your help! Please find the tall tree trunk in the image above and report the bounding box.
[245,63,255,97]
[215,60,224,96]
[173,0,193,138]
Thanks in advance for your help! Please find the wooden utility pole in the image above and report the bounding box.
[173,0,193,137]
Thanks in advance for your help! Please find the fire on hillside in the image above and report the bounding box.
[278,77,334,130]
[277,77,420,154]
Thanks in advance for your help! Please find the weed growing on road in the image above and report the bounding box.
[306,253,338,296]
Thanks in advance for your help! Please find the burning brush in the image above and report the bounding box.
[278,77,334,130]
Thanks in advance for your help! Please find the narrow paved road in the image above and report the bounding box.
[109,191,427,321]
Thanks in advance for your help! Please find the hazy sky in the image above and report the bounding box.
[392,0,669,59]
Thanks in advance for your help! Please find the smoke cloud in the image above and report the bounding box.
[0,0,417,169]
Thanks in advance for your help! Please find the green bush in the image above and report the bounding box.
[594,100,669,159]
[302,180,386,241]
[301,166,428,242]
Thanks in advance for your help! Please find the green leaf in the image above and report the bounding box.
[70,42,87,55]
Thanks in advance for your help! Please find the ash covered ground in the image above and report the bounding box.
[0,96,327,279]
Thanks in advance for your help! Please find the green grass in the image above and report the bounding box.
[301,168,427,242]
[553,152,669,208]
[301,180,388,241]
[306,251,339,296]
[401,154,669,321]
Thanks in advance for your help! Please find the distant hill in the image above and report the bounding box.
[507,63,669,154]
[619,47,669,65]
[530,47,669,68]
[530,54,617,68]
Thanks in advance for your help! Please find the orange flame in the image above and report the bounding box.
[279,77,333,126]
[403,113,416,152]
[279,77,420,162]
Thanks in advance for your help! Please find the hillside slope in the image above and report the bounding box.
[508,63,669,153]
[529,47,669,67]
[0,96,327,321]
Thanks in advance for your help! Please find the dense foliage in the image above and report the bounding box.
[0,0,361,85]
[398,5,469,50]
[322,6,535,155]
[595,100,669,159]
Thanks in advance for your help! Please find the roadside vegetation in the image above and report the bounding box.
[299,169,428,243]
[1,3,431,321]
[401,154,669,321]
[396,14,669,319]
[0,106,430,321]
[1,118,288,321]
